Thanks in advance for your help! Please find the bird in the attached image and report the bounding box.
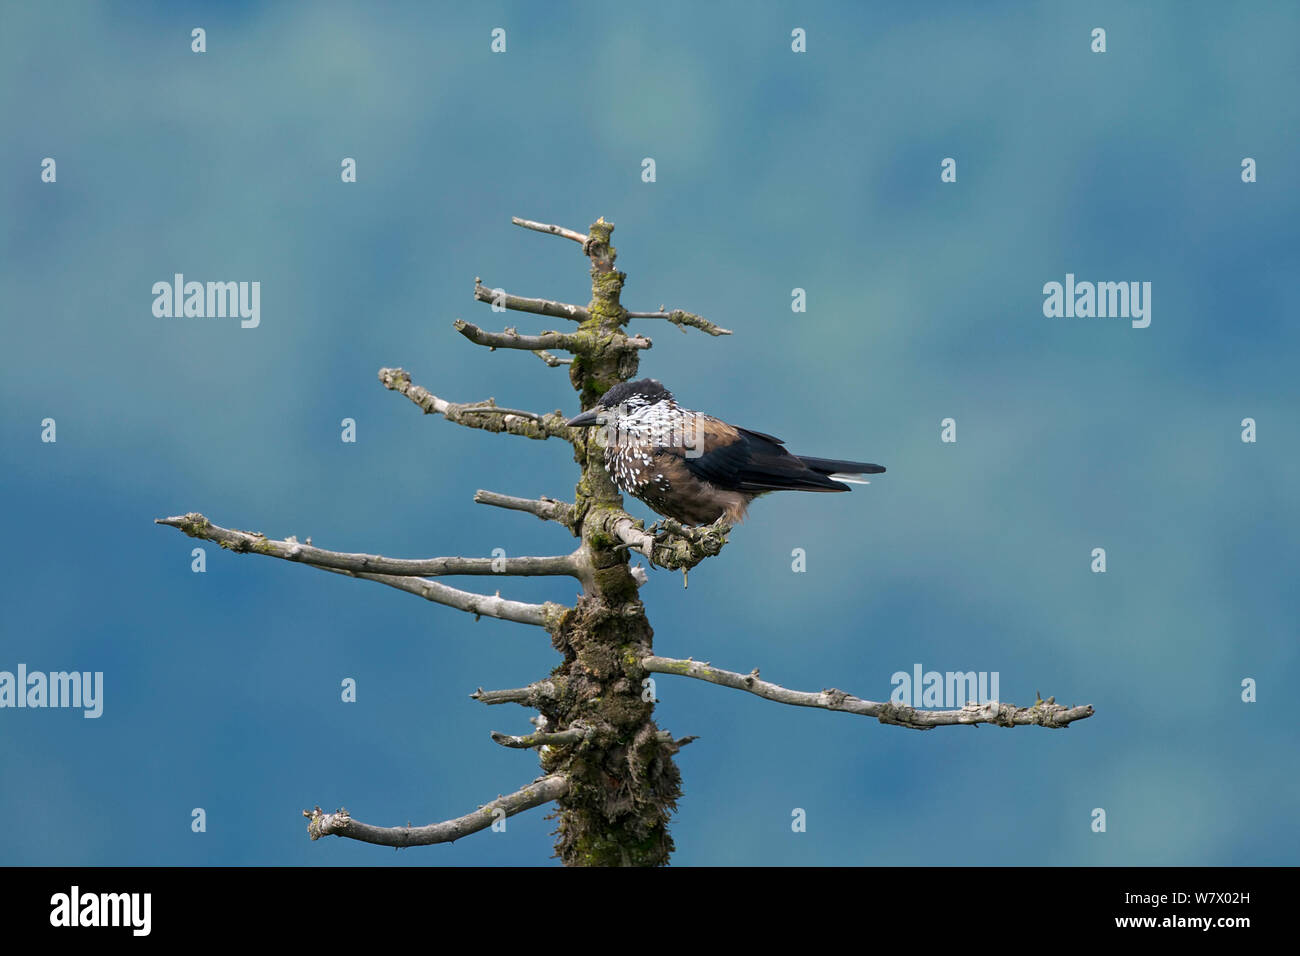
[565,378,885,526]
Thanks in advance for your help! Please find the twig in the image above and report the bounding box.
[153,513,580,578]
[155,513,566,628]
[533,350,573,366]
[304,774,569,847]
[490,727,589,749]
[513,216,617,273]
[319,567,564,627]
[511,217,587,244]
[471,681,561,707]
[625,307,732,336]
[454,319,583,352]
[378,367,571,441]
[474,278,589,322]
[640,656,1095,731]
[454,319,650,353]
[457,404,543,421]
[473,490,576,529]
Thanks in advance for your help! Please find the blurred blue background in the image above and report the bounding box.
[2,1,1296,866]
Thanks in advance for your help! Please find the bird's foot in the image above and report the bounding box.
[646,518,682,543]
[661,518,691,537]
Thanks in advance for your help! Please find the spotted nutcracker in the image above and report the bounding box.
[565,379,885,526]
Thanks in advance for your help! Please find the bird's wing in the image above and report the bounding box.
[667,415,849,493]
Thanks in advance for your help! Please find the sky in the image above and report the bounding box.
[1,1,1297,866]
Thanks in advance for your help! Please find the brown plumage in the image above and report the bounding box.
[566,379,885,526]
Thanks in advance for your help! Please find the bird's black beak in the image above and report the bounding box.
[566,409,601,428]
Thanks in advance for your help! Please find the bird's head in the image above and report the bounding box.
[566,378,675,429]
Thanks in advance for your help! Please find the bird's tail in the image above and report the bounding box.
[796,456,886,485]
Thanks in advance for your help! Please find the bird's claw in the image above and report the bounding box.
[646,519,680,544]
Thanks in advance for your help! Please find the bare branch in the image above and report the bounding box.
[602,512,730,572]
[626,307,732,337]
[641,656,1095,731]
[471,680,562,707]
[608,516,656,563]
[474,490,577,530]
[511,217,587,244]
[156,513,566,628]
[321,567,564,627]
[378,367,571,441]
[454,319,584,352]
[491,727,589,749]
[304,774,569,847]
[513,215,617,273]
[154,513,580,579]
[474,278,589,322]
[533,349,573,366]
[454,318,650,353]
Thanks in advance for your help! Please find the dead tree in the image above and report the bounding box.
[156,216,1094,866]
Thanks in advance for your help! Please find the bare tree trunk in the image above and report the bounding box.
[529,218,679,866]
